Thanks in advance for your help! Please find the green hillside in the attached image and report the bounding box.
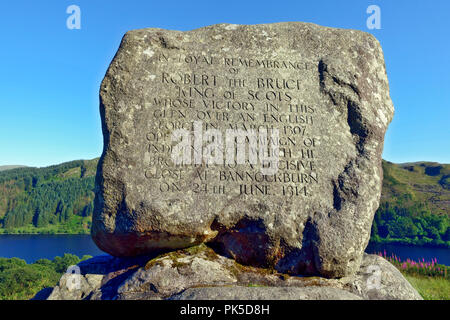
[0,159,98,234]
[371,161,450,247]
[0,158,448,247]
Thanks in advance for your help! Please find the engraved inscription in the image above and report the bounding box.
[144,51,320,198]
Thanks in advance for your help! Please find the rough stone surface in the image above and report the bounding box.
[116,249,237,298]
[171,286,362,300]
[345,254,423,300]
[93,22,394,278]
[38,249,421,300]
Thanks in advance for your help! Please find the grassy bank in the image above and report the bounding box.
[0,215,91,235]
[405,275,449,300]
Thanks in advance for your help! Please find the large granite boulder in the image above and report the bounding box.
[39,247,421,300]
[92,22,394,278]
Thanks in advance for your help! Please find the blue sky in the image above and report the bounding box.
[0,0,448,167]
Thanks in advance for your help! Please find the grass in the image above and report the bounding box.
[404,275,450,300]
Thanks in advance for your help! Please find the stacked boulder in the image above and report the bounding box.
[40,22,421,300]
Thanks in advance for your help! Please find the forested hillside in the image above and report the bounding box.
[371,161,450,247]
[0,158,448,247]
[0,159,97,234]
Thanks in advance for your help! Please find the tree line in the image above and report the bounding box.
[371,199,450,247]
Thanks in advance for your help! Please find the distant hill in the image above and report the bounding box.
[381,161,449,214]
[0,165,27,172]
[0,158,448,246]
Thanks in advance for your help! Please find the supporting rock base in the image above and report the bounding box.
[36,245,421,300]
